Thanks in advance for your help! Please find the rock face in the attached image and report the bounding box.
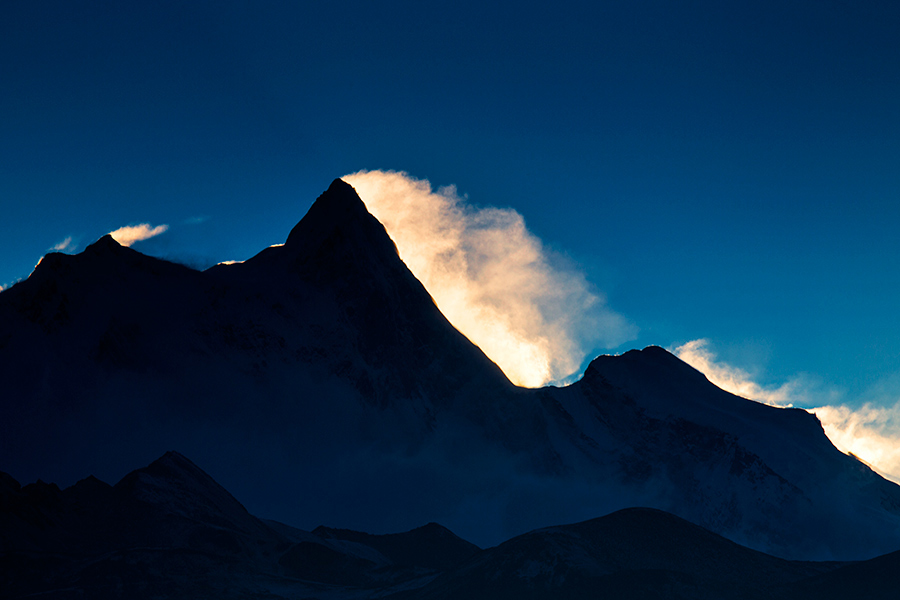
[1,178,900,560]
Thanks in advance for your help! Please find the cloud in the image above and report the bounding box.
[674,339,799,407]
[810,403,900,482]
[343,170,636,387]
[184,216,210,225]
[50,236,75,252]
[674,338,900,484]
[109,223,169,247]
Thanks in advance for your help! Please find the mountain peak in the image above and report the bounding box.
[85,234,124,254]
[30,232,165,282]
[284,178,396,255]
[299,178,368,224]
[121,451,222,494]
[114,451,263,532]
[583,345,707,386]
[276,178,399,272]
[152,450,201,471]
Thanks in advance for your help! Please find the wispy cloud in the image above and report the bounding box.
[811,403,900,481]
[343,170,637,387]
[674,339,799,407]
[50,236,75,252]
[184,216,210,225]
[674,338,900,483]
[109,223,169,247]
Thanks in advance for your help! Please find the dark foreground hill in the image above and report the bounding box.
[1,179,899,559]
[0,452,476,599]
[407,507,839,600]
[3,453,899,600]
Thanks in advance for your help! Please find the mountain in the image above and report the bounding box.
[2,178,900,559]
[1,451,288,599]
[312,522,480,573]
[0,452,478,599]
[406,507,840,600]
[539,346,900,558]
[0,179,532,540]
[785,548,900,600]
[7,453,897,600]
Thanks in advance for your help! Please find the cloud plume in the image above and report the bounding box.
[343,170,636,387]
[674,339,799,408]
[50,236,75,252]
[810,403,900,481]
[675,338,900,483]
[109,223,169,247]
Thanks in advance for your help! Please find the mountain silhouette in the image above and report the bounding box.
[0,452,478,599]
[1,179,899,560]
[410,507,842,600]
[6,452,897,600]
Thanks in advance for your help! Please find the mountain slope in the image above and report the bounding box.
[538,347,900,558]
[313,522,480,572]
[0,179,548,541]
[0,452,289,599]
[406,507,840,600]
[11,452,893,600]
[786,548,900,600]
[1,178,900,558]
[0,452,481,599]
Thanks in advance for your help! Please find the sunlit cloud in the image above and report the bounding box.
[674,338,900,484]
[109,223,169,247]
[674,339,798,407]
[343,170,637,388]
[50,236,75,252]
[810,403,900,482]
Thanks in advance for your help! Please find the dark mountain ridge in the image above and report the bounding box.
[313,521,480,572]
[0,452,478,599]
[1,178,899,559]
[409,507,840,600]
[4,453,897,600]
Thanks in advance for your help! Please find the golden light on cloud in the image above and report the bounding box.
[109,223,169,247]
[811,403,900,484]
[675,338,900,484]
[674,339,796,407]
[343,170,636,387]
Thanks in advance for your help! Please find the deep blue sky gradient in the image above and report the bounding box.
[2,1,899,403]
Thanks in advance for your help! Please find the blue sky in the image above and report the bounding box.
[3,1,900,452]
